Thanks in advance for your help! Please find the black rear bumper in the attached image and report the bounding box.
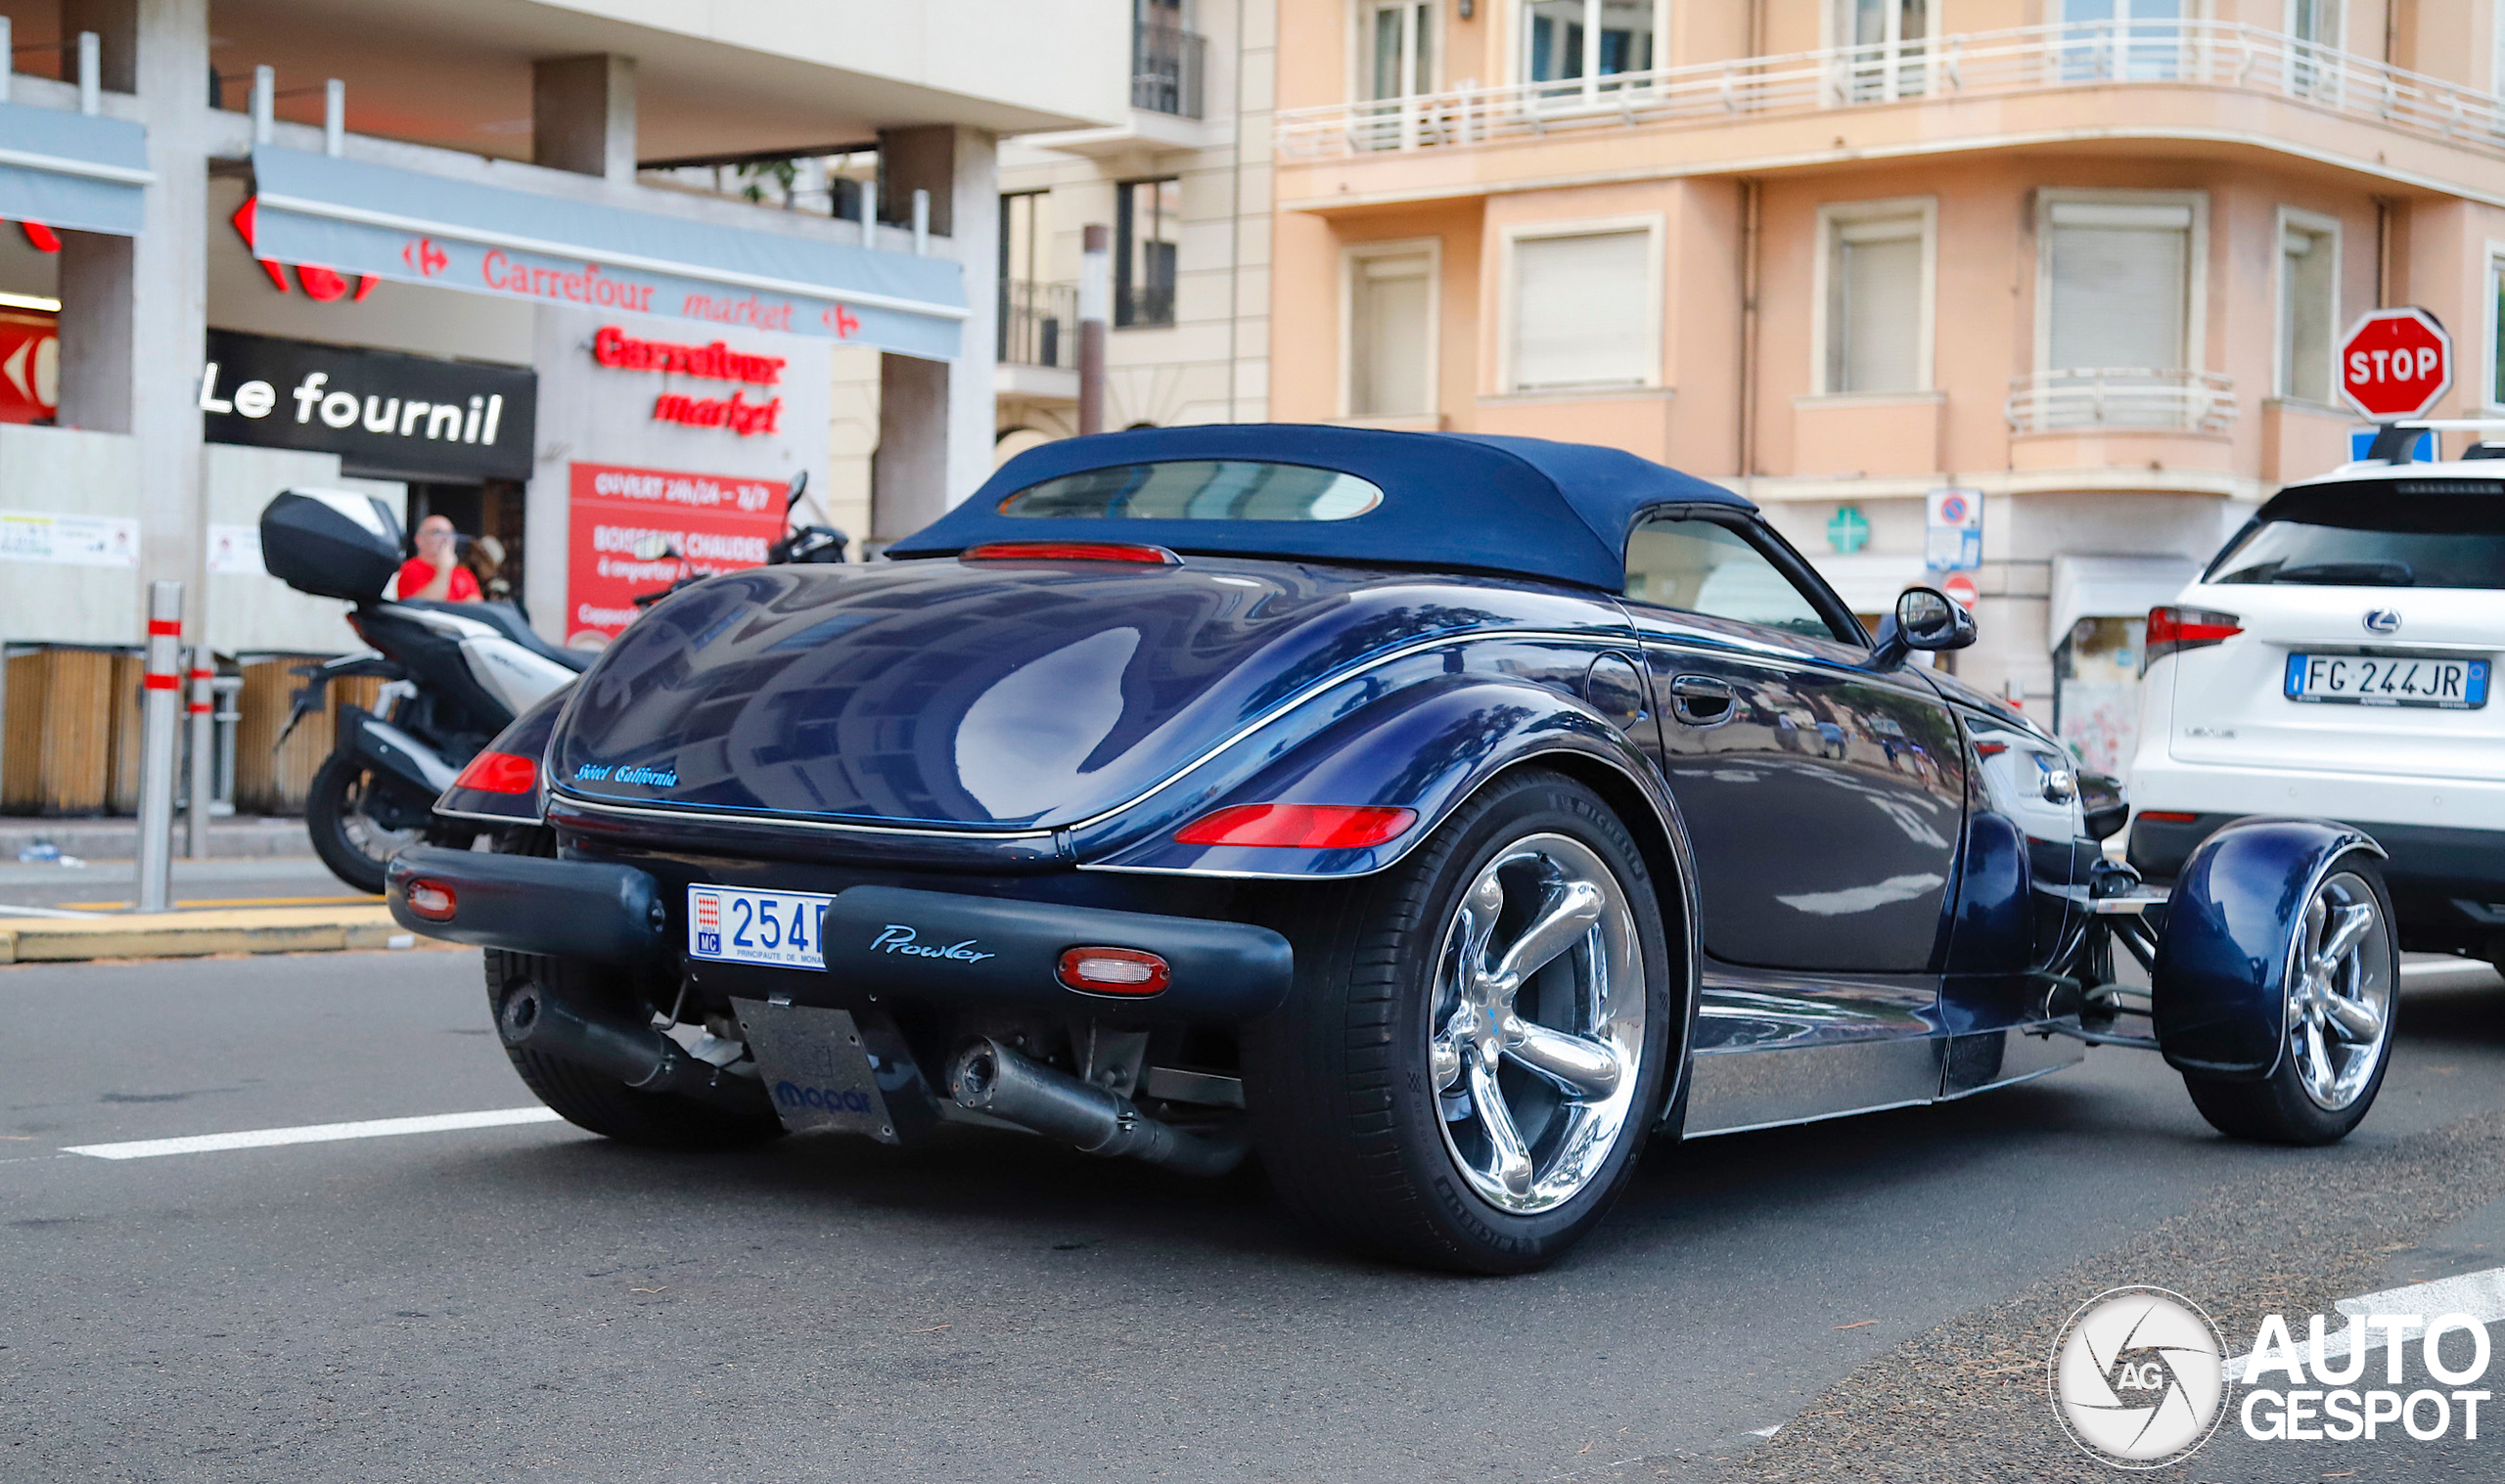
[2130,812,2505,951]
[386,846,1294,1022]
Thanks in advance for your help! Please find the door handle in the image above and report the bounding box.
[1668,674,1736,728]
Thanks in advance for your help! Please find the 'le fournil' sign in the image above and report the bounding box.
[199,330,537,480]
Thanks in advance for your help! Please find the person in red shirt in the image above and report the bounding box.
[396,514,481,603]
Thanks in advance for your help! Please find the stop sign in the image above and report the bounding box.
[2340,307,2452,421]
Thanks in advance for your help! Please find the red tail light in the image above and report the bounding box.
[963,541,1181,564]
[1173,803,1419,849]
[453,749,537,794]
[1057,946,1171,996]
[403,879,456,922]
[2144,606,2243,670]
[2139,810,2199,824]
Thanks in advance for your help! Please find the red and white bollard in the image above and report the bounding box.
[134,581,183,913]
[186,646,216,860]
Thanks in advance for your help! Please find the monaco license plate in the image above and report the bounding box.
[2284,653,2490,709]
[686,884,834,970]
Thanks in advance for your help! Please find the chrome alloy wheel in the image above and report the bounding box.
[1429,832,1645,1215]
[2284,870,2394,1112]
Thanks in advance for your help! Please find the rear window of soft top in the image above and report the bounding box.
[999,460,1384,521]
[2207,482,2505,590]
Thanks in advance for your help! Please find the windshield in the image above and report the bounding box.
[2208,485,2505,590]
[1000,461,1385,521]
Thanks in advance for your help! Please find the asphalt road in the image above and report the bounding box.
[0,856,365,915]
[5,948,2504,1483]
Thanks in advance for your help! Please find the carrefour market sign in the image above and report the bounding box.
[246,147,964,362]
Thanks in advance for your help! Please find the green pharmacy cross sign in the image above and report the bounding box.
[1826,504,1871,555]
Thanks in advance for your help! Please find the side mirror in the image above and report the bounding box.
[1870,586,1977,669]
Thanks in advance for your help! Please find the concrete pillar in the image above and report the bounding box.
[873,125,998,524]
[54,0,208,611]
[531,54,637,181]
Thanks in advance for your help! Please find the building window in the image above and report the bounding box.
[1835,0,1930,102]
[2055,0,2183,82]
[2042,197,2198,375]
[1523,0,1658,101]
[1819,202,1932,394]
[2276,210,2339,404]
[2490,255,2505,406]
[2288,0,2343,99]
[1115,178,1179,329]
[1506,223,1657,393]
[1345,243,1437,418]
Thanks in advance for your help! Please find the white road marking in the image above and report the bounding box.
[0,902,109,920]
[2223,1263,2505,1382]
[62,1106,566,1160]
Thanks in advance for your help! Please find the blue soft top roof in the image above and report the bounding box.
[884,424,1751,592]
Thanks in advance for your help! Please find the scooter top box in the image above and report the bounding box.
[260,488,404,603]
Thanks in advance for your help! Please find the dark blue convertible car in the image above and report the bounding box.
[386,427,2398,1273]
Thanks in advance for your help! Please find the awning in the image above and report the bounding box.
[247,147,965,361]
[0,101,150,237]
[2049,556,2201,651]
[1806,552,1927,613]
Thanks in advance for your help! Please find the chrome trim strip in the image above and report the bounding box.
[1676,1097,1935,1141]
[434,805,542,827]
[551,792,1060,841]
[549,626,1626,842]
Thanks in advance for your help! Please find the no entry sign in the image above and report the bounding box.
[2340,307,2452,422]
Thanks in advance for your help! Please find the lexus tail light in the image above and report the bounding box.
[2144,607,2243,671]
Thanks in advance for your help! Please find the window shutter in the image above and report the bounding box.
[1510,229,1652,391]
[1833,216,1923,393]
[1349,251,1433,417]
[2046,202,2192,372]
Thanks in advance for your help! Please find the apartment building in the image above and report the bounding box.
[1269,0,2505,772]
[991,0,1275,458]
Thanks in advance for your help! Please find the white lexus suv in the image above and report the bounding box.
[2127,453,2504,973]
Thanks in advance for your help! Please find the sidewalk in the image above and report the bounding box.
[0,904,442,965]
[2,816,314,863]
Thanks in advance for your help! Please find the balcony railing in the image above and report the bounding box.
[999,280,1077,368]
[2005,369,2239,435]
[1276,21,2505,159]
[1134,22,1207,119]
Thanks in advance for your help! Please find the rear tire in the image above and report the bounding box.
[2182,858,2397,1146]
[304,752,422,895]
[1244,770,1674,1274]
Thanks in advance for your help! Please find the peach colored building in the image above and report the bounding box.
[1269,0,2505,771]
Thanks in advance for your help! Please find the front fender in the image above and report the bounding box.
[2152,816,2386,1078]
[1080,674,1680,880]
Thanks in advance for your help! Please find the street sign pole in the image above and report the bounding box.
[185,647,216,860]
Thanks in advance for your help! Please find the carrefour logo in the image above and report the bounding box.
[774,1080,874,1115]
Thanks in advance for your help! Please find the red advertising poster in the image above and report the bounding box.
[566,461,788,648]
[0,309,60,425]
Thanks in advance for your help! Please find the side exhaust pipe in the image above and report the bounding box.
[947,1038,1245,1177]
[498,981,768,1117]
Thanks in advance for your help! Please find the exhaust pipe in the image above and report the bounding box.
[498,980,768,1117]
[947,1038,1245,1177]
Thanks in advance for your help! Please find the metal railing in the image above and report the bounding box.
[1276,21,2505,159]
[2005,369,2239,435]
[1134,22,1207,119]
[999,279,1078,368]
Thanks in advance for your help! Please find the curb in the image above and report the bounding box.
[0,905,448,964]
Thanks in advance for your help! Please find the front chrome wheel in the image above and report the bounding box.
[2285,870,2394,1111]
[1429,832,1645,1215]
